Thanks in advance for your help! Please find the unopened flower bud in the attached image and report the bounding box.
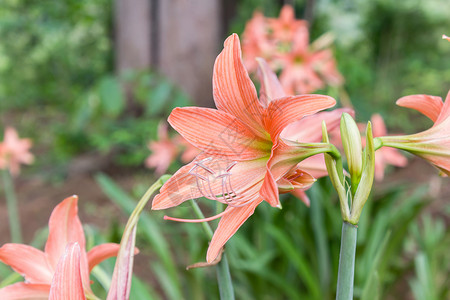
[340,113,363,188]
[349,122,375,224]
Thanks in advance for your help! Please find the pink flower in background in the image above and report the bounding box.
[173,134,200,164]
[0,127,34,176]
[370,114,407,181]
[152,34,336,263]
[268,5,307,43]
[241,4,343,94]
[443,34,450,41]
[0,196,120,299]
[379,92,450,176]
[145,122,179,175]
[242,11,275,73]
[146,122,201,175]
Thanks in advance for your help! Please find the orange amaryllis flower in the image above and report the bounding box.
[370,114,407,181]
[152,34,336,263]
[257,57,351,205]
[0,196,120,298]
[378,92,450,176]
[0,127,34,176]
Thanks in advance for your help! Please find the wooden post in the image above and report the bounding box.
[115,0,151,73]
[158,0,221,107]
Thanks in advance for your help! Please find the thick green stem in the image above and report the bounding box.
[189,200,235,300]
[2,170,22,243]
[336,222,357,300]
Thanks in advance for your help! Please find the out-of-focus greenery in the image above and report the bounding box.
[0,0,112,110]
[55,70,190,165]
[0,0,191,172]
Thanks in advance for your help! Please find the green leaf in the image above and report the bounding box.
[361,231,391,300]
[265,224,321,300]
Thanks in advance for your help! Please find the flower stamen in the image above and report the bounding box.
[188,158,250,207]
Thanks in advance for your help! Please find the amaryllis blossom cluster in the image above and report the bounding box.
[241,5,344,95]
[0,127,34,176]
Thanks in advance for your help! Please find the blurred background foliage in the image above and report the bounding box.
[0,0,449,299]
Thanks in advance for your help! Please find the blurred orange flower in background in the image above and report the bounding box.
[0,127,34,176]
[241,4,344,94]
[145,122,200,175]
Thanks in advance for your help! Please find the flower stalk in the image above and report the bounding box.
[336,222,357,300]
[107,175,170,300]
[1,169,22,243]
[324,117,375,300]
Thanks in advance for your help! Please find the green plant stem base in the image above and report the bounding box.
[336,221,358,300]
[2,170,22,243]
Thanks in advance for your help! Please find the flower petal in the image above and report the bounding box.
[298,155,328,178]
[291,189,310,206]
[279,4,294,22]
[151,161,204,210]
[49,243,86,300]
[87,243,121,272]
[153,157,268,210]
[45,196,86,271]
[0,244,53,284]
[213,34,266,137]
[259,168,280,207]
[435,90,450,126]
[371,114,387,137]
[281,108,353,143]
[382,148,408,168]
[206,198,263,263]
[0,283,50,300]
[168,107,271,160]
[263,95,336,141]
[256,57,285,106]
[396,94,443,123]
